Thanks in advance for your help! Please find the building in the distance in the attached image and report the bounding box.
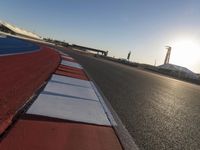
[0,20,41,40]
[158,46,198,80]
[164,46,171,64]
[158,64,199,80]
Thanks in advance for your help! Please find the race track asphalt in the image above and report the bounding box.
[61,49,200,150]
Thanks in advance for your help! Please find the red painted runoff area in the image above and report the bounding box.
[0,46,60,134]
[0,118,123,150]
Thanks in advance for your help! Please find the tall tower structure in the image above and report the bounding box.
[164,46,171,64]
[127,51,131,61]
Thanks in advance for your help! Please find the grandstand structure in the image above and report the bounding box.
[157,46,198,80]
[0,20,42,40]
[158,64,199,80]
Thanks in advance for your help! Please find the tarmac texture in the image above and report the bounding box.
[64,50,200,150]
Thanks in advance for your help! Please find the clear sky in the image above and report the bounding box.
[0,0,200,72]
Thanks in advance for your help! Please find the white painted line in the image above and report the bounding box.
[90,82,117,126]
[44,81,99,101]
[0,48,41,57]
[90,82,140,150]
[62,55,74,60]
[26,94,111,126]
[0,34,7,38]
[51,74,92,88]
[59,52,69,56]
[61,60,83,69]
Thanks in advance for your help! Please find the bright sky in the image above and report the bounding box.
[0,0,200,73]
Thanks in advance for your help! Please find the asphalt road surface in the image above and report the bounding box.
[62,49,200,150]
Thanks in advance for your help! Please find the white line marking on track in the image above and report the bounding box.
[43,81,99,101]
[61,55,74,60]
[61,60,83,69]
[26,93,111,126]
[90,82,117,126]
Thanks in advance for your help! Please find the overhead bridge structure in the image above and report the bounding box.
[72,44,108,56]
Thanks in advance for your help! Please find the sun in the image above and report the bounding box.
[170,37,200,71]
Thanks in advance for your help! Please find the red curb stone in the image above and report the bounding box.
[55,70,89,81]
[57,65,86,76]
[58,64,84,72]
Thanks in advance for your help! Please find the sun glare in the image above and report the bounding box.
[170,37,200,71]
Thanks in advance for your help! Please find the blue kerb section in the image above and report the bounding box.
[0,36,40,55]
